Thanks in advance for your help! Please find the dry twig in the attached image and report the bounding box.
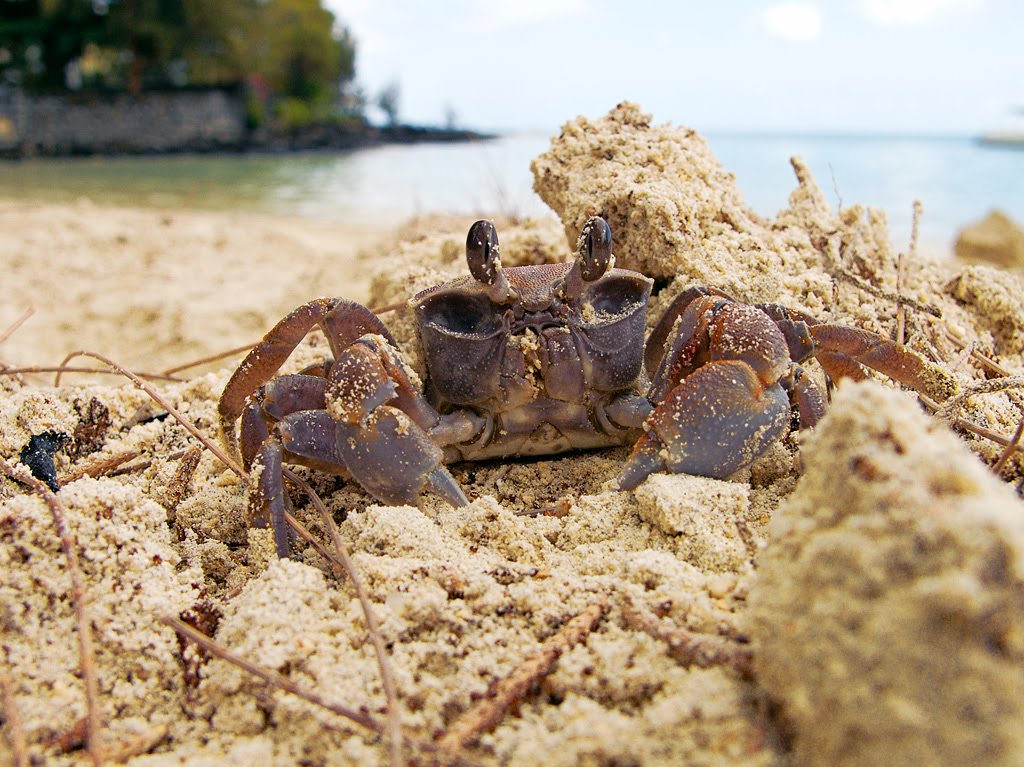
[0,666,29,767]
[614,593,753,671]
[162,616,380,729]
[992,417,1024,477]
[937,377,1024,422]
[621,596,754,677]
[281,467,404,767]
[160,342,256,377]
[435,599,609,755]
[0,307,34,347]
[0,458,104,767]
[59,449,142,487]
[919,394,1023,452]
[823,235,941,317]
[160,617,480,767]
[54,350,245,478]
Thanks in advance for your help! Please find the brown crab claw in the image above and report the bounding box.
[617,360,791,489]
[335,407,468,507]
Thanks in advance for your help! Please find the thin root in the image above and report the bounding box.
[0,307,35,347]
[0,666,29,767]
[0,458,105,767]
[59,449,142,487]
[160,617,480,767]
[281,468,405,767]
[621,595,754,677]
[435,599,609,755]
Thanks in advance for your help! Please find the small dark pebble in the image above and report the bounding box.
[19,430,70,492]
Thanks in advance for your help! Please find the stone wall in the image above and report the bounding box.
[0,86,247,156]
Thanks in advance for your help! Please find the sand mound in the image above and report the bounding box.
[750,381,1024,766]
[1,104,1022,766]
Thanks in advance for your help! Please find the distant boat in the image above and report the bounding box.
[978,106,1024,147]
[978,130,1024,148]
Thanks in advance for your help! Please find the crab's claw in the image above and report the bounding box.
[617,296,794,490]
[328,336,469,508]
[617,360,790,489]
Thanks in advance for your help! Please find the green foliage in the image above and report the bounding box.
[0,0,359,120]
[275,96,313,130]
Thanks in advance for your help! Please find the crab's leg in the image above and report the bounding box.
[248,438,294,558]
[758,303,958,401]
[619,298,793,489]
[328,336,469,507]
[239,374,329,467]
[644,286,736,376]
[808,325,958,401]
[219,298,396,456]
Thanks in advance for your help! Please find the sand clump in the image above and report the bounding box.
[955,208,1024,270]
[1,103,1023,765]
[750,381,1024,766]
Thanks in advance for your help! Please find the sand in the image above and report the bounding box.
[1,103,1023,766]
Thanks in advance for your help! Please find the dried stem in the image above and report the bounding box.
[162,616,381,730]
[621,596,754,678]
[160,342,256,377]
[0,666,29,767]
[281,468,404,767]
[0,458,104,767]
[823,236,941,317]
[895,250,907,346]
[919,394,1022,451]
[160,617,478,767]
[54,350,246,479]
[992,417,1024,476]
[59,449,142,487]
[370,300,406,315]
[937,377,1024,422]
[435,599,609,755]
[0,365,183,383]
[0,307,35,346]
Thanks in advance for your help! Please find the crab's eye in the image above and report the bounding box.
[420,292,501,337]
[576,217,612,282]
[466,220,501,286]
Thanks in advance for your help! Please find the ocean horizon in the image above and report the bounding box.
[4,128,1022,254]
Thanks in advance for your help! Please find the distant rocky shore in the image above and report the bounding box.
[0,86,493,158]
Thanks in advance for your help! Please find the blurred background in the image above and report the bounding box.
[2,0,1023,255]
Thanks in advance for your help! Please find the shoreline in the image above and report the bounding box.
[1,119,497,161]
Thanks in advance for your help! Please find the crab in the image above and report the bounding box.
[218,217,943,556]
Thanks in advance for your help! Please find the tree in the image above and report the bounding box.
[376,80,400,126]
[0,0,110,89]
[0,0,358,109]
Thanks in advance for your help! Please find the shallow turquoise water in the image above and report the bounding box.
[3,132,1022,252]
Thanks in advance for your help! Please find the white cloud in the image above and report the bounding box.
[761,3,823,43]
[856,0,984,26]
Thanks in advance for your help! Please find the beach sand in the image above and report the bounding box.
[2,103,1023,766]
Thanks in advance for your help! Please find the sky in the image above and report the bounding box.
[325,0,1024,135]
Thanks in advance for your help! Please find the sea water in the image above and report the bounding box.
[3,131,1022,254]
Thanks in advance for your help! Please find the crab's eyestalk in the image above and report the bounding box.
[466,219,514,302]
[576,216,613,281]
